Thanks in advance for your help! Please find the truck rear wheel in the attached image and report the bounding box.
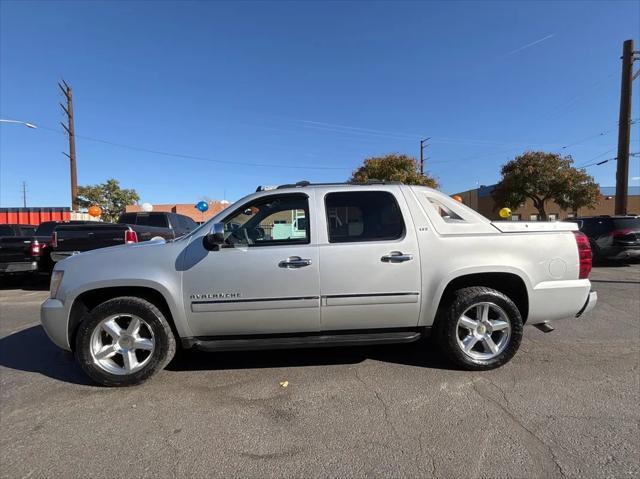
[75,297,176,386]
[436,287,523,370]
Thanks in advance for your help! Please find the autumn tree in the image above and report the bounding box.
[349,153,439,188]
[492,151,600,220]
[76,179,140,223]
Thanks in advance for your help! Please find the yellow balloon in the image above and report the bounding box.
[499,207,512,219]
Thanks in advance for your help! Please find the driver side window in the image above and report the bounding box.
[222,194,310,246]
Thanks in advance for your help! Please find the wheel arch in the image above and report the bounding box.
[67,286,180,351]
[434,272,530,324]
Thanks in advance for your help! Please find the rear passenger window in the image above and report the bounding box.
[325,191,404,243]
[136,214,168,228]
[0,225,14,236]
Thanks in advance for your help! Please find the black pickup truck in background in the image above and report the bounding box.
[51,211,198,263]
[0,224,41,275]
[0,222,95,276]
[34,221,92,273]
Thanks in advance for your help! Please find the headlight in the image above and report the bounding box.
[50,270,64,299]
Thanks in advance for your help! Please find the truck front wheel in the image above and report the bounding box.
[436,287,523,370]
[75,297,176,386]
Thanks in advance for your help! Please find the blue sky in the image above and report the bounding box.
[1,0,639,207]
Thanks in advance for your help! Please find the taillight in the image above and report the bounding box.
[51,231,57,248]
[30,240,41,257]
[573,231,592,279]
[124,230,138,244]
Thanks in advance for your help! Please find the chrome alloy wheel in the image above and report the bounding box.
[456,302,511,361]
[89,314,155,375]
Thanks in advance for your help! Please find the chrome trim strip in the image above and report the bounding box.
[191,296,320,313]
[323,292,419,299]
[323,292,420,307]
[192,295,320,305]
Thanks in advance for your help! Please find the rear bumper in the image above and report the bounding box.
[527,279,593,324]
[51,251,79,262]
[41,298,71,351]
[0,261,38,273]
[576,291,597,318]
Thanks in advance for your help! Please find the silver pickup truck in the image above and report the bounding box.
[41,182,597,386]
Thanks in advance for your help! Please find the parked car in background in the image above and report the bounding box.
[0,224,41,275]
[41,181,596,386]
[51,211,198,263]
[571,215,640,262]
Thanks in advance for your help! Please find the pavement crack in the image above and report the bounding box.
[352,367,402,441]
[472,379,567,478]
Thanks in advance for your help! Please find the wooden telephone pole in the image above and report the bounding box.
[420,138,430,175]
[615,39,638,215]
[59,80,78,211]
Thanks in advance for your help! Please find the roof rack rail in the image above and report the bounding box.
[273,180,403,189]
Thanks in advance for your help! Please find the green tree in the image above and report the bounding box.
[492,151,600,220]
[76,179,140,223]
[349,153,439,188]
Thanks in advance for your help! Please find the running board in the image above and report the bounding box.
[183,331,422,352]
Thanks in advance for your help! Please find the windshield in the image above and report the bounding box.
[173,194,250,242]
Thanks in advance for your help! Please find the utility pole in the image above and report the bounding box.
[59,80,78,211]
[21,181,27,208]
[615,39,638,215]
[420,138,430,175]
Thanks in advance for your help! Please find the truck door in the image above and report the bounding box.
[181,192,321,337]
[317,188,421,331]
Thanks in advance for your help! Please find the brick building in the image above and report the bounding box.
[453,185,640,221]
[125,201,230,223]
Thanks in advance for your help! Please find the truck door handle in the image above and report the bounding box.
[278,256,312,268]
[381,251,413,263]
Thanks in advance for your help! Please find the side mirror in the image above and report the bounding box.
[203,223,225,251]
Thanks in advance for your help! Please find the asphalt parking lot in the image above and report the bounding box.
[1,265,638,478]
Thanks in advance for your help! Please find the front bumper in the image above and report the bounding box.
[0,261,38,273]
[41,298,71,351]
[576,291,598,318]
[51,251,79,262]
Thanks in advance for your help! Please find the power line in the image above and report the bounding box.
[35,125,352,170]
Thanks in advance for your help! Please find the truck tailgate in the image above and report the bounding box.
[491,221,578,233]
[0,236,32,262]
[55,224,128,252]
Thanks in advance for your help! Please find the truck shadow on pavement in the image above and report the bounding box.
[166,339,453,373]
[0,276,49,291]
[0,326,93,386]
[0,327,453,386]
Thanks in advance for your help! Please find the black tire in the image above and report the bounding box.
[435,286,523,370]
[75,296,176,387]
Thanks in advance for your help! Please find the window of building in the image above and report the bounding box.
[510,214,521,221]
[566,213,575,219]
[548,214,558,222]
[325,191,404,243]
[529,214,539,221]
[222,194,310,246]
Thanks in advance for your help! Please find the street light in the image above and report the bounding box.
[0,119,37,129]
